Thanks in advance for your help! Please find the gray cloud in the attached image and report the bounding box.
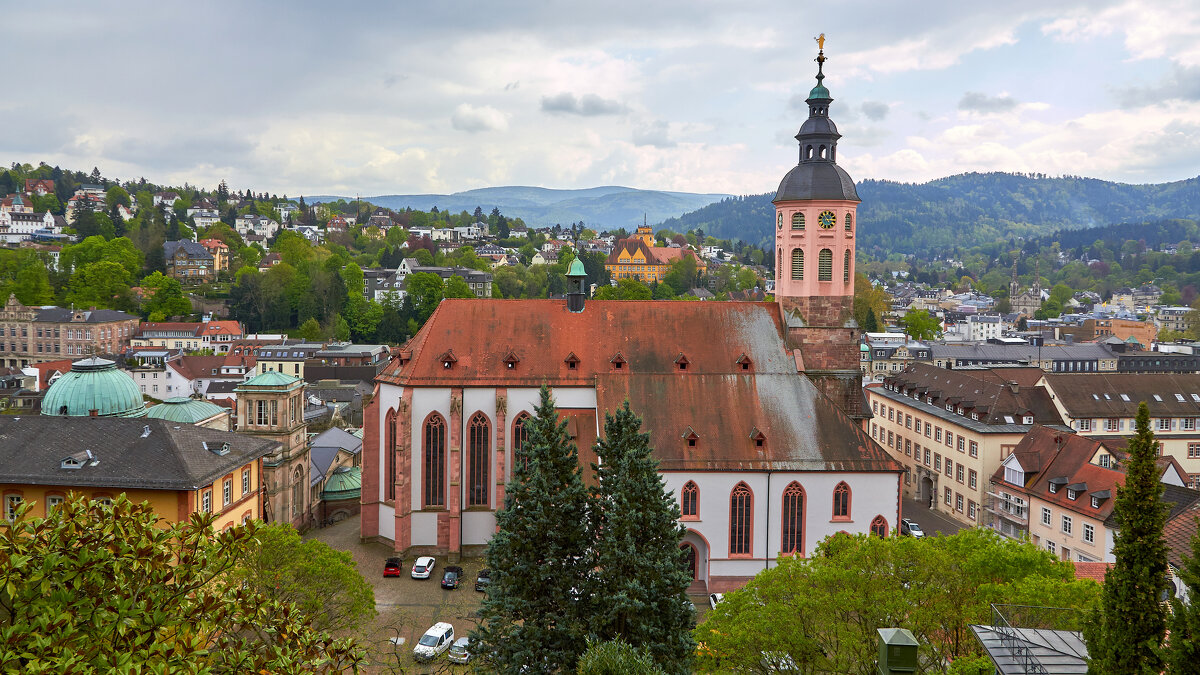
[451,104,508,133]
[633,120,675,147]
[861,101,890,121]
[541,92,626,116]
[958,91,1018,113]
[1114,65,1200,108]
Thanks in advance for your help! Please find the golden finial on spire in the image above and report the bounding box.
[816,33,825,50]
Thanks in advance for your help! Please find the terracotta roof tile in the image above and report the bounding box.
[1072,562,1113,583]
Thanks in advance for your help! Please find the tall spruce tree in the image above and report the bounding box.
[588,402,695,674]
[1167,523,1200,674]
[1085,402,1168,674]
[473,386,594,673]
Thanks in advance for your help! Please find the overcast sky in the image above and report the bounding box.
[6,1,1199,197]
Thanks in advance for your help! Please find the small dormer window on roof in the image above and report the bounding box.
[610,352,627,370]
[503,351,520,369]
[736,353,753,371]
[675,353,690,371]
[439,350,457,369]
[683,427,699,448]
[749,427,766,448]
[565,352,580,370]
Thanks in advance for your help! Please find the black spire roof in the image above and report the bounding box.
[774,37,860,203]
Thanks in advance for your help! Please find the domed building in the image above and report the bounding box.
[145,397,231,430]
[41,357,146,418]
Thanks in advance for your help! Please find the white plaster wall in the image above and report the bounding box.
[377,383,403,503]
[380,504,395,541]
[503,387,596,471]
[463,511,497,545]
[661,470,900,564]
[411,511,438,546]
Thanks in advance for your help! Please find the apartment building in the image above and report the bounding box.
[0,295,139,368]
[867,363,1065,527]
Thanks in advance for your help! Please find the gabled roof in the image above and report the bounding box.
[883,364,1061,426]
[0,417,277,491]
[1043,373,1200,417]
[379,299,793,386]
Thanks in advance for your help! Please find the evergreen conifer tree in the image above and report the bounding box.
[1167,524,1200,674]
[1085,402,1168,674]
[588,402,695,674]
[473,386,594,673]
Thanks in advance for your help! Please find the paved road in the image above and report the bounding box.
[901,497,964,537]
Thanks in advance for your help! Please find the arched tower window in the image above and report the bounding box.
[844,249,852,283]
[385,409,397,502]
[730,482,753,556]
[791,212,805,230]
[845,213,853,231]
[806,146,814,160]
[818,249,833,281]
[832,481,851,520]
[513,413,531,472]
[781,481,805,554]
[681,481,698,519]
[870,515,889,538]
[291,467,303,518]
[423,414,446,508]
[819,145,827,159]
[791,249,804,280]
[468,412,490,507]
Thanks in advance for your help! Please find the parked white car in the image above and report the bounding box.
[413,622,455,662]
[411,556,436,579]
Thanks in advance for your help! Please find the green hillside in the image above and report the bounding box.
[657,172,1200,255]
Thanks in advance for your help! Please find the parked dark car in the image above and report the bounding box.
[442,565,465,589]
[383,557,403,578]
[475,568,493,592]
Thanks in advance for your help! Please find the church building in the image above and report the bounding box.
[360,42,903,592]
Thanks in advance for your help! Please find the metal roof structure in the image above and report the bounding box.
[41,357,146,418]
[145,397,228,424]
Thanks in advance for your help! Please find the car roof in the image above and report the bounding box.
[426,621,453,633]
[416,555,435,563]
[453,637,470,645]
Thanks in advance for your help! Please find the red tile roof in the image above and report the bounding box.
[32,359,74,389]
[1072,562,1113,583]
[1164,500,1200,569]
[380,298,898,473]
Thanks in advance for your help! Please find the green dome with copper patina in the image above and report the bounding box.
[41,357,146,418]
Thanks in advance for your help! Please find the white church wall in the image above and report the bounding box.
[462,511,498,545]
[409,388,451,513]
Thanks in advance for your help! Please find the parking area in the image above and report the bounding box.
[307,518,713,672]
[902,497,965,537]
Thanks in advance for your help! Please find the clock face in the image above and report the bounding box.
[818,210,836,229]
[777,212,783,229]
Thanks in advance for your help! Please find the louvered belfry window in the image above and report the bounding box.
[818,249,833,281]
[791,249,804,280]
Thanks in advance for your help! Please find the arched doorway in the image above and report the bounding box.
[680,542,698,580]
[920,475,935,508]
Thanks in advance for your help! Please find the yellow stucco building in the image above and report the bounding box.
[604,224,707,282]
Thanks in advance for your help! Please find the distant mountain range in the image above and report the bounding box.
[659,172,1200,254]
[309,186,731,231]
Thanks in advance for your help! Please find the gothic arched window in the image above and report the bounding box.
[513,413,531,472]
[681,481,699,519]
[844,249,852,283]
[291,467,303,518]
[818,248,833,281]
[730,482,753,556]
[423,414,446,508]
[832,481,851,520]
[781,481,805,554]
[385,409,397,502]
[468,412,490,507]
[870,515,889,538]
[791,249,804,281]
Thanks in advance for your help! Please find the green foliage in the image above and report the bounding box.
[695,528,1099,675]
[577,638,666,675]
[0,494,364,673]
[474,386,595,674]
[594,277,653,300]
[297,317,323,341]
[1167,519,1200,674]
[589,402,694,673]
[229,523,376,635]
[853,273,889,331]
[901,309,942,341]
[1085,402,1169,674]
[66,260,134,311]
[139,271,193,319]
[61,235,142,277]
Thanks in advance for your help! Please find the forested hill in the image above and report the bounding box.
[657,172,1200,255]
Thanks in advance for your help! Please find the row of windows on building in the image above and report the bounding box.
[1040,507,1097,545]
[3,325,130,340]
[875,425,980,488]
[199,467,255,514]
[5,492,105,521]
[871,403,982,459]
[1079,417,1200,432]
[783,248,851,283]
[877,389,1033,424]
[779,211,853,231]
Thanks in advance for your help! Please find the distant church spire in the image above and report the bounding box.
[795,33,840,165]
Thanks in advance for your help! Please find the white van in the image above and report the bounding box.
[413,622,455,661]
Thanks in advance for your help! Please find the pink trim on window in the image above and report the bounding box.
[681,481,699,520]
[729,481,754,557]
[832,481,852,521]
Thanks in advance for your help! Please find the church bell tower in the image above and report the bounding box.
[775,36,866,418]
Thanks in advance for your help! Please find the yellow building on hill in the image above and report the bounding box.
[604,224,706,283]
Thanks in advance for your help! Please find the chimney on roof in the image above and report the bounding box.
[1008,381,1019,394]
